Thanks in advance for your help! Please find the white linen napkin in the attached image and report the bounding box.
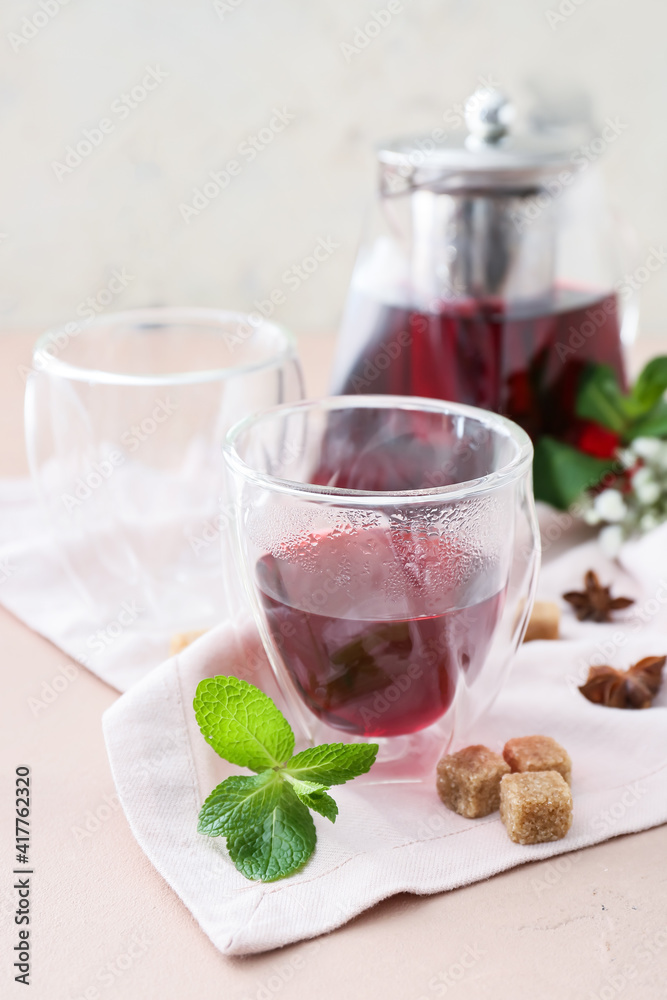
[2,476,667,955]
[102,519,667,956]
[0,478,217,691]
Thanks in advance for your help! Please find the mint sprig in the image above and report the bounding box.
[194,675,378,882]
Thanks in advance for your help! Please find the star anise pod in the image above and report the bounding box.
[563,570,634,623]
[579,656,666,709]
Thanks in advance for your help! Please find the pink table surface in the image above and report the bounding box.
[2,330,667,1000]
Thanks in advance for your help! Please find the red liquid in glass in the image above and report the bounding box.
[338,289,625,440]
[257,530,504,737]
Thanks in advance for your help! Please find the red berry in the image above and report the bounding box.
[576,422,620,459]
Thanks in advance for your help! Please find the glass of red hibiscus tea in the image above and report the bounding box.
[224,395,539,769]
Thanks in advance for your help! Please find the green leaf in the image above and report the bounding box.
[575,364,628,433]
[198,771,316,881]
[532,436,615,509]
[629,356,667,413]
[197,770,281,838]
[297,789,339,823]
[194,675,294,772]
[626,400,667,440]
[284,776,329,795]
[224,780,316,882]
[284,742,379,786]
[285,776,339,823]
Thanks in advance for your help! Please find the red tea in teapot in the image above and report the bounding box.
[336,287,624,441]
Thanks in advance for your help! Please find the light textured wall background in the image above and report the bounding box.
[0,0,666,338]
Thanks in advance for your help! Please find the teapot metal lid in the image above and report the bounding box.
[378,88,591,191]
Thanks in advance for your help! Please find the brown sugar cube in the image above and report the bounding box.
[500,771,573,844]
[169,629,208,656]
[437,745,511,818]
[503,735,572,785]
[523,601,560,642]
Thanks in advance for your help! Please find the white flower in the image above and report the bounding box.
[640,511,662,533]
[631,466,662,505]
[631,437,662,461]
[594,488,628,523]
[617,448,636,470]
[599,523,625,558]
[583,507,602,525]
[632,466,654,489]
[635,480,661,506]
[655,443,667,471]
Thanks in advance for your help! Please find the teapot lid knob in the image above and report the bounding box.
[464,88,515,145]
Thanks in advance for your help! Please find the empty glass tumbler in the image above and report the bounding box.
[25,308,304,638]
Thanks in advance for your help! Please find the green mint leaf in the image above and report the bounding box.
[284,742,379,786]
[285,776,339,823]
[224,780,316,882]
[296,789,339,823]
[532,436,615,509]
[194,675,294,772]
[284,776,328,795]
[629,356,667,414]
[198,771,316,880]
[575,364,628,433]
[197,770,280,838]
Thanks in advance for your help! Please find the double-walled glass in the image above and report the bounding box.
[224,395,540,763]
[25,308,304,635]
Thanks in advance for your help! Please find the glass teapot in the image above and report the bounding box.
[331,88,636,443]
